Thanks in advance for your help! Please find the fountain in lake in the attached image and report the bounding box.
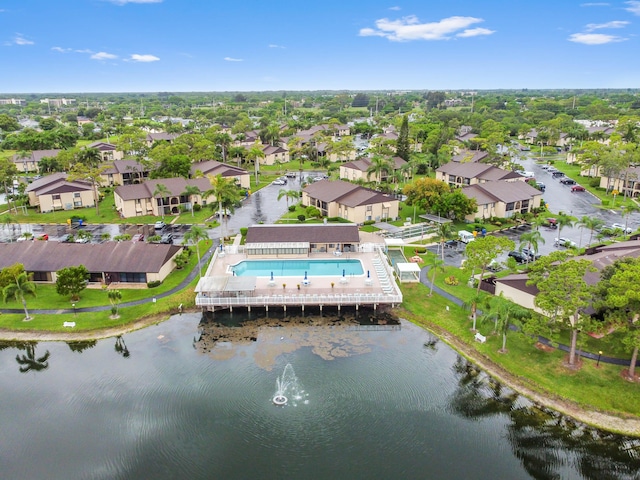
[273,363,306,406]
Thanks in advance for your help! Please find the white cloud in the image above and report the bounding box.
[389,6,401,10]
[51,46,71,53]
[358,15,492,41]
[585,20,629,31]
[268,44,285,49]
[14,35,34,45]
[91,51,118,60]
[129,53,160,62]
[457,27,495,38]
[75,49,93,54]
[580,2,610,6]
[626,1,640,15]
[105,0,162,5]
[568,33,625,44]
[224,57,243,62]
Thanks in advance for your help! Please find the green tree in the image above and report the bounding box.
[182,184,202,218]
[55,265,89,301]
[481,294,529,353]
[518,230,544,264]
[246,142,265,186]
[366,156,394,185]
[427,255,444,296]
[0,113,21,132]
[577,216,605,247]
[0,263,25,289]
[277,188,300,207]
[205,174,240,236]
[621,203,640,234]
[403,177,450,211]
[3,271,37,321]
[108,289,123,318]
[528,256,596,367]
[396,114,410,161]
[597,258,640,379]
[435,222,453,262]
[465,236,515,294]
[153,183,171,219]
[183,225,209,279]
[0,157,19,214]
[555,213,576,245]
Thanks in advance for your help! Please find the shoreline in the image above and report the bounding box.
[1,307,639,437]
[404,313,640,438]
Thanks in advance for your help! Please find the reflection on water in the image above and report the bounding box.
[0,313,638,479]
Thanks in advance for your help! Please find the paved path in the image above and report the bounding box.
[0,243,217,315]
[419,265,638,368]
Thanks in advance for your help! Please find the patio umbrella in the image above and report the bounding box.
[304,271,308,280]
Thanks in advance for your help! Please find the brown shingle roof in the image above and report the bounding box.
[462,181,542,204]
[304,180,397,208]
[190,160,248,178]
[0,242,181,274]
[114,177,212,201]
[246,224,360,244]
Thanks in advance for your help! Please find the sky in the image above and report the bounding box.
[2,0,640,93]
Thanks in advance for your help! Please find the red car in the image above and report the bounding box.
[571,185,586,192]
[36,234,49,241]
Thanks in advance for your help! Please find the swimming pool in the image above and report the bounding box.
[232,259,364,277]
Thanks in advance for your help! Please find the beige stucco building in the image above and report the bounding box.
[25,173,97,213]
[461,180,543,222]
[302,179,399,224]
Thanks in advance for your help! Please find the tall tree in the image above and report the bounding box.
[3,272,37,321]
[277,188,300,207]
[182,184,202,218]
[205,174,240,237]
[436,222,453,262]
[481,294,529,353]
[555,213,575,245]
[465,236,515,294]
[183,225,209,279]
[518,230,544,264]
[577,216,604,247]
[528,255,596,367]
[396,114,410,161]
[153,183,171,219]
[427,254,444,296]
[366,156,394,185]
[246,142,265,186]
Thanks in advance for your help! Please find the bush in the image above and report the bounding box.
[193,203,202,212]
[363,220,376,226]
[444,276,459,286]
[589,178,601,188]
[414,247,426,254]
[288,205,296,212]
[147,280,161,288]
[601,199,609,206]
[297,214,306,222]
[240,227,248,237]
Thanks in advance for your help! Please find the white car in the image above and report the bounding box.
[555,237,577,248]
[520,171,535,178]
[272,179,286,185]
[610,223,633,234]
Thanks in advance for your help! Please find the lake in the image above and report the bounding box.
[1,309,638,480]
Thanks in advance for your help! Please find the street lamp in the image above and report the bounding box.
[596,350,603,368]
[72,303,77,318]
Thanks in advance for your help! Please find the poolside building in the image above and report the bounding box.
[195,224,403,312]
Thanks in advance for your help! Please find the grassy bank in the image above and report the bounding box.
[398,282,640,418]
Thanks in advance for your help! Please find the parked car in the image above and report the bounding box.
[272,178,286,185]
[285,172,297,178]
[611,223,633,234]
[520,171,535,178]
[36,234,49,241]
[546,167,558,173]
[132,234,144,242]
[571,185,585,192]
[154,221,166,230]
[555,237,577,248]
[560,178,576,185]
[508,251,528,264]
[58,234,73,243]
[160,233,174,244]
[545,218,558,229]
[551,171,565,178]
[521,248,541,260]
[75,236,90,244]
[215,208,231,217]
[535,182,546,192]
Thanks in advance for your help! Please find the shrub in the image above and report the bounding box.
[297,214,306,222]
[363,220,376,226]
[240,227,248,237]
[288,205,296,212]
[193,203,202,212]
[601,199,609,206]
[444,276,459,286]
[147,280,161,288]
[589,178,601,188]
[414,247,427,254]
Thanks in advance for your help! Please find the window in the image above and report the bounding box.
[74,192,81,198]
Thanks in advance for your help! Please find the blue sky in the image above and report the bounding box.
[2,0,640,93]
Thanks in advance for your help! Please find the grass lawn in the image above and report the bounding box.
[0,240,211,332]
[398,282,640,418]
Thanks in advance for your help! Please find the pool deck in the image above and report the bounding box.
[195,244,403,312]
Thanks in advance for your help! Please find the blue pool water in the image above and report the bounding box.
[232,259,364,277]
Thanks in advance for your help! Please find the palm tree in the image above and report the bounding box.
[182,184,202,218]
[436,222,453,262]
[577,216,604,247]
[518,230,544,264]
[3,272,37,321]
[366,155,394,185]
[153,183,171,219]
[463,290,485,332]
[205,174,238,237]
[277,188,300,207]
[427,255,444,296]
[555,213,575,246]
[246,142,265,186]
[183,225,209,279]
[621,203,640,234]
[481,294,528,353]
[15,343,50,373]
[228,146,246,168]
[108,289,122,318]
[77,147,102,168]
